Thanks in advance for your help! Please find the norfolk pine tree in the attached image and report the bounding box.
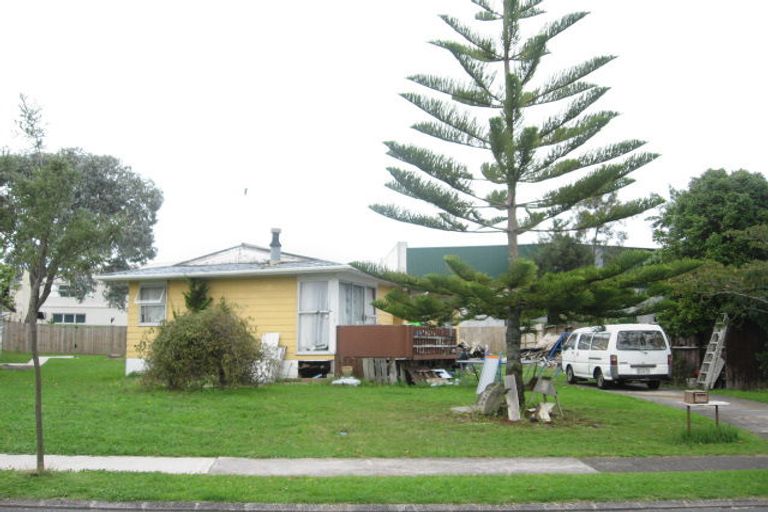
[359,0,681,404]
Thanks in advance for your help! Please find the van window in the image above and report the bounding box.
[577,334,592,350]
[617,331,667,351]
[563,333,578,350]
[591,332,610,351]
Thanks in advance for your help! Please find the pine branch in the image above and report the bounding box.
[523,140,647,183]
[384,167,475,218]
[539,111,619,147]
[523,81,597,107]
[538,87,609,138]
[439,15,500,59]
[412,122,490,149]
[403,93,489,147]
[472,0,501,21]
[519,0,545,19]
[370,204,468,232]
[408,74,499,107]
[571,195,664,230]
[384,142,474,194]
[430,40,500,98]
[529,56,616,104]
[431,39,499,63]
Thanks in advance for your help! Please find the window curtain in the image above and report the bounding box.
[340,283,376,325]
[298,281,329,351]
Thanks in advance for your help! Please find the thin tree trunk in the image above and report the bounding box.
[25,280,44,474]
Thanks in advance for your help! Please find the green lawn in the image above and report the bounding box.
[1,470,767,504]
[1,353,767,458]
[714,389,768,405]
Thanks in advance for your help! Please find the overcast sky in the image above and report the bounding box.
[1,0,766,266]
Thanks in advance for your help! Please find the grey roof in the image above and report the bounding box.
[98,243,360,282]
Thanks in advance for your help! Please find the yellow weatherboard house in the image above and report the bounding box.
[100,229,396,377]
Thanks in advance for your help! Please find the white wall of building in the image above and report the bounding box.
[12,275,127,326]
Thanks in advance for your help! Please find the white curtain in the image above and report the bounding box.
[298,281,329,351]
[340,283,376,325]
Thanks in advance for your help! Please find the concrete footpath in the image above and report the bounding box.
[2,454,768,476]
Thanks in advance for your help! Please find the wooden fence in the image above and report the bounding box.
[0,321,127,356]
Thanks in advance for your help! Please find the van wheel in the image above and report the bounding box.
[566,365,576,384]
[595,370,609,389]
[647,380,661,390]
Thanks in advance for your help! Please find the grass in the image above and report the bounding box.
[1,470,767,504]
[677,424,741,444]
[1,352,767,458]
[714,389,768,405]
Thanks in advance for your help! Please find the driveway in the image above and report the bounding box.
[606,386,768,439]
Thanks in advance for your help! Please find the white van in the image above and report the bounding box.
[560,324,672,389]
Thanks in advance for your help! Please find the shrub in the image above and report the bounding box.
[140,301,261,390]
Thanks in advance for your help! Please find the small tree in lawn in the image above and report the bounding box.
[0,96,163,472]
[364,0,670,404]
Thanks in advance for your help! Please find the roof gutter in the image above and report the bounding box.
[97,264,379,283]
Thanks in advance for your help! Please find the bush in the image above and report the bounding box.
[140,301,261,390]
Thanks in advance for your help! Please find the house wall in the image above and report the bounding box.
[125,278,398,375]
[13,273,127,326]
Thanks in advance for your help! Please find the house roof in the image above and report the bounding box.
[98,243,363,282]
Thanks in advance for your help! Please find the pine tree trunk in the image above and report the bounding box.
[25,282,45,474]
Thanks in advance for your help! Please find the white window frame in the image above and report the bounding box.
[136,282,167,326]
[297,278,332,355]
[339,281,376,326]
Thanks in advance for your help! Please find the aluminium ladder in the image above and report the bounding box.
[696,314,728,390]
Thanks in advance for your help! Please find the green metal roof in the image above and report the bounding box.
[406,245,539,277]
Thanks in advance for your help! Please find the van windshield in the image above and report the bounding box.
[617,331,667,351]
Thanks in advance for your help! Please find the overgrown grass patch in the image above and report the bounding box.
[676,424,741,444]
[1,353,767,458]
[0,470,767,504]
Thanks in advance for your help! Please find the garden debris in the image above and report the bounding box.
[407,368,455,386]
[331,377,361,387]
[253,332,284,384]
[475,354,501,394]
[528,402,556,423]
[504,375,521,421]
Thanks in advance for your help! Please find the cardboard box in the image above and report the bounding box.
[684,390,709,404]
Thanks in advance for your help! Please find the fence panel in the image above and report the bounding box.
[0,321,127,356]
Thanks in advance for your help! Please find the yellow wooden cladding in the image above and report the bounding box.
[126,278,398,361]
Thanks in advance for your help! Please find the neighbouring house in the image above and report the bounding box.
[11,272,127,326]
[99,229,398,376]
